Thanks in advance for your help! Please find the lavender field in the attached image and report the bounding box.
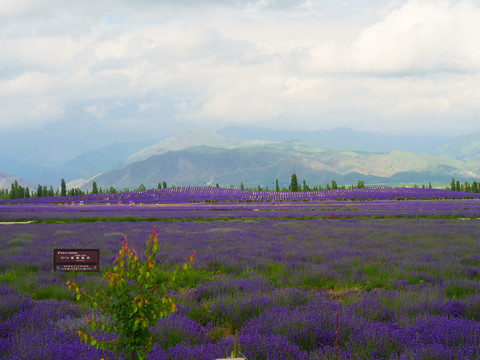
[1,188,480,359]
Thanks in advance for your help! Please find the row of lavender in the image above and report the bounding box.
[2,219,480,359]
[2,199,480,221]
[1,187,478,205]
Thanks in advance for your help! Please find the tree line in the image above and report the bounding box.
[1,175,368,200]
[0,179,86,200]
[19,173,480,201]
[236,173,366,192]
[449,178,480,193]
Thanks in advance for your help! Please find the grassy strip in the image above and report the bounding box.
[0,213,470,224]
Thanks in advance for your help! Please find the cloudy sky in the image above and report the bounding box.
[1,0,480,165]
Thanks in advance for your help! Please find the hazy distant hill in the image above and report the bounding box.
[0,158,47,182]
[2,127,479,190]
[58,139,160,179]
[218,126,451,154]
[0,171,37,190]
[0,139,160,186]
[124,130,239,164]
[437,132,480,162]
[84,142,480,190]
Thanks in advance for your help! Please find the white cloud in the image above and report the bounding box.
[0,0,479,138]
[352,0,480,74]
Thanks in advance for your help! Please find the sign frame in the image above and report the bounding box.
[53,248,100,272]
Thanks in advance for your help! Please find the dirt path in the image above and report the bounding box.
[0,221,33,225]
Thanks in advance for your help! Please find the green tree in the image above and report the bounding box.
[138,184,146,191]
[162,181,167,189]
[473,181,479,193]
[331,180,338,190]
[303,179,310,192]
[451,178,456,191]
[216,183,219,188]
[157,183,162,189]
[61,178,67,197]
[240,182,245,190]
[456,180,461,192]
[67,228,195,360]
[36,184,43,197]
[275,178,280,192]
[92,181,98,194]
[289,172,298,192]
[9,181,17,199]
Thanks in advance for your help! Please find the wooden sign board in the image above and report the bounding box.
[54,249,100,272]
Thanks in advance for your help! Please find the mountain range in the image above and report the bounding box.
[2,127,480,190]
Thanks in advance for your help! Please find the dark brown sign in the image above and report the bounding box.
[54,249,100,272]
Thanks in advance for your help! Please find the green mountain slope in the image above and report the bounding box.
[437,132,480,162]
[85,142,480,190]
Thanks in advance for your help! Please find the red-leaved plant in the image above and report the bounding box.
[66,227,195,360]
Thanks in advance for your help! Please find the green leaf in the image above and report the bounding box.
[91,339,97,346]
[76,294,81,301]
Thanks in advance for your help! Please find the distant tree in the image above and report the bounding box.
[473,181,479,193]
[331,180,338,190]
[428,182,432,189]
[61,178,67,197]
[257,185,262,191]
[289,172,298,192]
[455,180,461,192]
[25,187,30,198]
[216,183,219,188]
[230,184,234,189]
[451,178,456,191]
[275,178,280,192]
[37,184,43,197]
[303,179,310,192]
[92,181,98,194]
[157,183,162,189]
[326,184,331,190]
[240,182,245,190]
[109,186,117,194]
[162,181,167,189]
[9,181,17,199]
[138,184,146,191]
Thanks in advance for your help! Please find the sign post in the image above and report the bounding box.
[54,249,100,272]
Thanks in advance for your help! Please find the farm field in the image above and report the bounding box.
[2,188,480,359]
